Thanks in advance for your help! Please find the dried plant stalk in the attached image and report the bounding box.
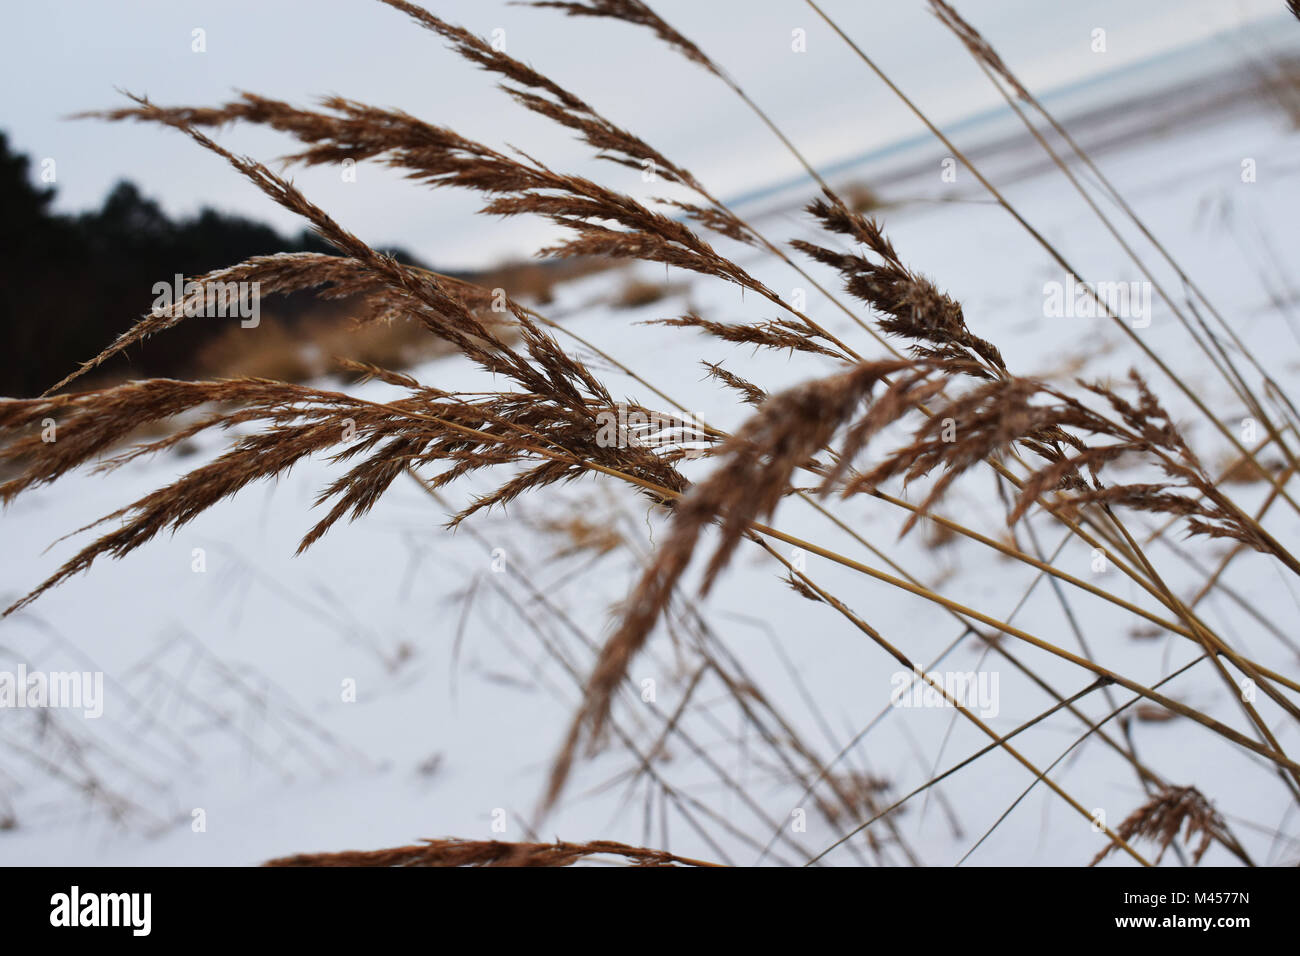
[264,837,720,867]
[0,0,1294,868]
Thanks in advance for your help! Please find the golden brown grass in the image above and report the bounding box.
[3,0,1298,866]
[1090,786,1234,866]
[264,837,720,867]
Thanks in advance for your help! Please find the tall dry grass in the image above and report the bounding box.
[2,0,1299,866]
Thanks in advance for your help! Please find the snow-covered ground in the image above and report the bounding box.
[3,53,1300,867]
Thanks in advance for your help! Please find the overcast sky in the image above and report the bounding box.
[2,0,1286,268]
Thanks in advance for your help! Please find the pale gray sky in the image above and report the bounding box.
[1,0,1286,268]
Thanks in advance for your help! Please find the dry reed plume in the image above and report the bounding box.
[264,837,719,867]
[1090,786,1233,866]
[3,0,1298,866]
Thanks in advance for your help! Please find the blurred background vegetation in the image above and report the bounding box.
[0,132,634,398]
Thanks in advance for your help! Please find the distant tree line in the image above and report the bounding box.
[0,132,426,397]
